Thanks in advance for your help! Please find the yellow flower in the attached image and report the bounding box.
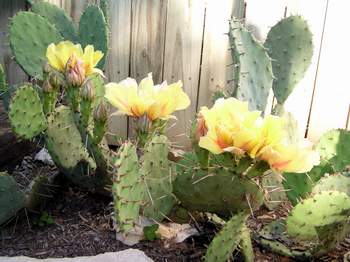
[46,41,103,76]
[258,140,320,173]
[198,98,261,155]
[104,73,190,120]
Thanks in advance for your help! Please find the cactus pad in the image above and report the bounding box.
[112,142,143,233]
[46,106,94,171]
[286,191,350,242]
[79,5,108,68]
[316,129,350,172]
[9,85,46,139]
[32,2,78,42]
[204,212,248,262]
[282,161,333,205]
[174,152,264,215]
[229,19,273,111]
[0,64,7,94]
[265,16,313,104]
[312,173,350,196]
[9,11,63,79]
[0,172,26,225]
[141,135,175,221]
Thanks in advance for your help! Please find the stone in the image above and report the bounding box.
[0,249,153,262]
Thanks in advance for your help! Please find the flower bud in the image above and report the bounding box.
[49,71,64,89]
[43,62,53,75]
[42,79,54,93]
[93,101,108,123]
[195,113,208,140]
[81,79,95,101]
[65,53,86,87]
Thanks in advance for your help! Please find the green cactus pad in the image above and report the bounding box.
[312,173,350,196]
[229,19,273,111]
[316,129,350,172]
[262,171,288,210]
[240,224,254,262]
[282,161,333,205]
[0,172,26,225]
[9,85,46,139]
[204,212,248,262]
[46,105,94,171]
[32,2,78,42]
[174,152,264,216]
[113,142,143,233]
[286,191,350,242]
[265,16,313,104]
[9,11,63,79]
[141,135,175,221]
[79,5,108,68]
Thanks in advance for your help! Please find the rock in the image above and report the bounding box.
[0,249,153,262]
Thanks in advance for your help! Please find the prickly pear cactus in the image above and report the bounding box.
[9,84,47,139]
[240,224,254,262]
[141,135,175,221]
[316,129,350,172]
[286,191,350,242]
[112,142,143,233]
[265,15,313,104]
[79,5,108,68]
[45,105,95,172]
[204,212,248,262]
[312,173,350,196]
[31,2,78,42]
[174,152,264,216]
[229,18,274,111]
[282,162,333,205]
[0,172,26,225]
[9,11,63,79]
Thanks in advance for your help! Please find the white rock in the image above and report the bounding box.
[34,148,54,166]
[0,249,153,262]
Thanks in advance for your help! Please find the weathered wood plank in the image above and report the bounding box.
[105,0,131,141]
[307,0,350,141]
[162,0,205,147]
[283,0,328,138]
[0,0,27,86]
[197,0,245,110]
[128,0,168,138]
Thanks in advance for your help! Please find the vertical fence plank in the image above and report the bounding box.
[47,0,87,24]
[105,0,131,141]
[162,0,205,147]
[197,0,245,109]
[307,0,350,142]
[128,0,168,138]
[282,0,328,138]
[0,0,27,86]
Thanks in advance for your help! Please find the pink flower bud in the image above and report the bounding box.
[65,53,86,87]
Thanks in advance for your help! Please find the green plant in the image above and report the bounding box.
[9,2,108,80]
[143,224,160,241]
[33,211,55,227]
[257,172,350,257]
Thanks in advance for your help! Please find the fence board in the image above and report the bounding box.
[128,0,168,138]
[283,0,328,138]
[197,0,245,110]
[0,0,27,86]
[162,0,205,147]
[105,0,131,141]
[307,0,350,141]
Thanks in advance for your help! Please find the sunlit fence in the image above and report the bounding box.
[1,0,349,146]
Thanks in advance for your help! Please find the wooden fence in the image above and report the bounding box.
[1,0,349,147]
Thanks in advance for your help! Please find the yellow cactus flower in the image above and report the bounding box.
[258,140,320,173]
[198,98,261,155]
[46,41,103,76]
[104,73,190,120]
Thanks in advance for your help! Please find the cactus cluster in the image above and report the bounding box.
[224,15,313,114]
[9,2,108,80]
[258,172,350,257]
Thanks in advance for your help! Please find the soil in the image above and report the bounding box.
[0,153,349,261]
